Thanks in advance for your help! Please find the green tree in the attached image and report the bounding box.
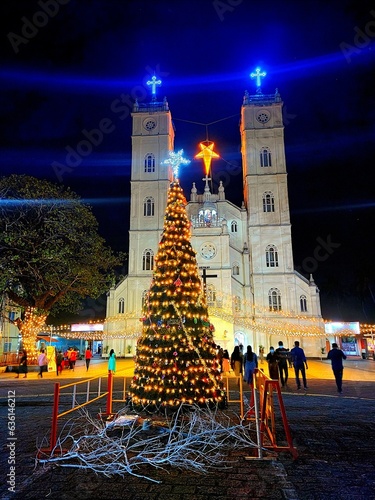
[129,180,224,412]
[0,175,122,357]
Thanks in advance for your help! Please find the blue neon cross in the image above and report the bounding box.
[147,75,162,95]
[250,67,266,88]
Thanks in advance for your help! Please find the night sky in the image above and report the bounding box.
[1,0,375,322]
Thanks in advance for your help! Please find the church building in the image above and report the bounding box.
[104,72,325,358]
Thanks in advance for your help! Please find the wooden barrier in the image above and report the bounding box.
[222,375,245,419]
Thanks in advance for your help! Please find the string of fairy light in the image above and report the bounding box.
[29,292,374,342]
[19,308,47,360]
[130,174,223,408]
[172,300,221,389]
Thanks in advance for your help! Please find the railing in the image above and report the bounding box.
[42,375,108,455]
[190,216,224,228]
[0,352,19,366]
[41,370,296,460]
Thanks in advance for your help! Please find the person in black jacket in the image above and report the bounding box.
[276,341,289,387]
[15,349,27,378]
[327,343,347,393]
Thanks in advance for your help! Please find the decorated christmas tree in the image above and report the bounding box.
[129,151,225,412]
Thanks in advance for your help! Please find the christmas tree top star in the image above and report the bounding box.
[162,149,190,179]
[195,141,219,176]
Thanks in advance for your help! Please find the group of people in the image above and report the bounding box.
[229,345,259,386]
[14,346,95,378]
[227,341,347,393]
[14,342,346,393]
[56,347,94,374]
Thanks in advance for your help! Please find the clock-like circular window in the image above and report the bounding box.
[256,111,270,124]
[144,119,157,131]
[200,242,217,260]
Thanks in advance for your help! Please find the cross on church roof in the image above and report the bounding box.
[250,67,266,88]
[147,75,162,97]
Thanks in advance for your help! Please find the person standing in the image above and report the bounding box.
[69,348,77,371]
[266,347,279,380]
[37,349,48,378]
[85,348,93,371]
[230,346,243,385]
[67,347,73,369]
[108,348,116,374]
[276,341,289,387]
[290,341,308,390]
[56,350,64,375]
[15,349,28,378]
[243,345,258,386]
[222,349,231,375]
[258,346,265,365]
[327,342,347,393]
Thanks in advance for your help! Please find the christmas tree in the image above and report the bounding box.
[129,151,225,412]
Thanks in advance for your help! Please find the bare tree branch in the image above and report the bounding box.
[38,404,258,483]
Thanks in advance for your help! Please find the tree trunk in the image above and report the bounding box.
[17,308,47,362]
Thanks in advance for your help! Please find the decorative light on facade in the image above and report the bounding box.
[162,149,190,179]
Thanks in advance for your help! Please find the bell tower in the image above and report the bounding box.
[240,69,295,310]
[128,77,175,278]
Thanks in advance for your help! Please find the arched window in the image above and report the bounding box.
[206,284,216,305]
[118,297,125,314]
[142,249,154,271]
[260,147,272,167]
[269,288,282,311]
[263,191,275,212]
[231,221,238,232]
[300,295,307,312]
[144,153,155,173]
[143,197,155,216]
[266,245,279,267]
[232,263,240,276]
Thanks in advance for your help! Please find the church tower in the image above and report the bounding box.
[128,79,174,279]
[238,69,322,351]
[241,71,295,314]
[104,77,175,354]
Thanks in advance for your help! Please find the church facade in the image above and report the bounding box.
[104,76,325,359]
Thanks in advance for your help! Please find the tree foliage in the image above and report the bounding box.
[0,175,122,318]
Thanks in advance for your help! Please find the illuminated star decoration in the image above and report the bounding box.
[194,141,219,176]
[250,67,266,88]
[162,149,190,179]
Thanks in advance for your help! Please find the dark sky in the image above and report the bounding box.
[1,0,375,322]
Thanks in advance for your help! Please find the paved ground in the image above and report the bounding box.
[1,357,374,500]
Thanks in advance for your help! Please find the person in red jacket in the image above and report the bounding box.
[69,348,77,371]
[85,348,93,371]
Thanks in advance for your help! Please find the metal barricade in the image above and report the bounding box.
[44,375,107,454]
